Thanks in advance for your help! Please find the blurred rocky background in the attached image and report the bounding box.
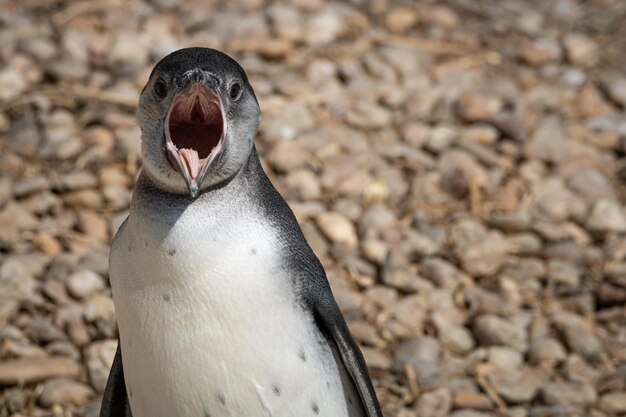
[1,0,626,416]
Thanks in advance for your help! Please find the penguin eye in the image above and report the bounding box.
[154,78,167,99]
[229,83,241,100]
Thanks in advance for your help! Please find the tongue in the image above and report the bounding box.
[179,148,202,180]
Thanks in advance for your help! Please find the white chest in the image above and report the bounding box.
[109,208,360,417]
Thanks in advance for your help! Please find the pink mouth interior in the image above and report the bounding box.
[167,88,223,179]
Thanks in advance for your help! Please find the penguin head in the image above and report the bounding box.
[137,47,260,197]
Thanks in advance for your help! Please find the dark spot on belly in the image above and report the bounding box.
[168,248,176,256]
[299,350,307,362]
[273,385,281,396]
[348,396,353,405]
[203,408,211,417]
[163,293,171,302]
[217,392,226,406]
[145,239,149,247]
[312,402,319,415]
[129,387,133,397]
[250,247,257,255]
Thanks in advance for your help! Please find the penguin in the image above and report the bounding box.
[100,47,383,417]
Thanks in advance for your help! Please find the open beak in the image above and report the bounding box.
[165,82,226,197]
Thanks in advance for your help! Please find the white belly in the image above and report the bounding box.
[109,208,362,417]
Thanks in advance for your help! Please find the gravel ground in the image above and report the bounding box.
[2,0,626,416]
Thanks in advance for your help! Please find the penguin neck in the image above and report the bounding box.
[134,146,265,213]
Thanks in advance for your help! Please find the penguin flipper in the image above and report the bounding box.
[100,342,133,417]
[307,280,383,417]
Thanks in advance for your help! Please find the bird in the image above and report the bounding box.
[100,47,383,417]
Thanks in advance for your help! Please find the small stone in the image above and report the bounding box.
[547,260,582,288]
[439,150,489,199]
[566,169,615,203]
[346,101,392,130]
[42,279,69,305]
[394,336,440,368]
[382,251,420,292]
[599,392,626,414]
[38,378,94,407]
[518,38,562,66]
[57,171,98,191]
[453,392,493,410]
[563,33,599,68]
[563,355,600,384]
[487,367,542,403]
[488,346,523,370]
[385,8,417,33]
[67,270,105,299]
[108,32,148,74]
[540,381,597,406]
[32,233,63,257]
[432,312,476,354]
[78,211,109,243]
[451,220,508,277]
[267,3,304,41]
[316,212,358,249]
[361,347,392,370]
[0,357,81,385]
[0,67,28,101]
[361,238,388,265]
[416,387,451,417]
[460,125,499,145]
[284,169,321,200]
[62,189,104,209]
[576,84,614,118]
[25,317,66,343]
[86,340,118,393]
[601,74,626,108]
[586,198,626,233]
[84,294,116,322]
[528,338,567,364]
[474,315,527,351]
[267,140,311,172]
[555,314,604,360]
[421,5,459,28]
[305,6,344,46]
[264,104,313,142]
[3,387,26,413]
[457,91,502,122]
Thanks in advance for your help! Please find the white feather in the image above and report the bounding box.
[110,202,364,417]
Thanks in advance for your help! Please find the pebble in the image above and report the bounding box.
[0,357,81,385]
[416,387,451,417]
[558,319,604,360]
[453,392,493,410]
[304,6,344,46]
[487,367,542,403]
[316,212,358,249]
[540,381,597,406]
[563,33,599,68]
[518,38,562,66]
[85,340,118,393]
[108,32,149,74]
[0,67,28,101]
[66,270,105,299]
[601,74,626,108]
[598,392,626,414]
[451,220,509,277]
[528,338,567,364]
[473,315,528,351]
[38,378,94,407]
[586,198,626,233]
